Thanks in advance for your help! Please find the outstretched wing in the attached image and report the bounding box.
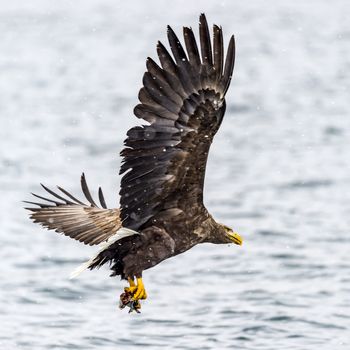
[120,14,235,230]
[25,173,121,245]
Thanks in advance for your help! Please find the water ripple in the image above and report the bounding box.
[2,1,350,349]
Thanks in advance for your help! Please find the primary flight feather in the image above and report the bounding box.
[26,14,242,313]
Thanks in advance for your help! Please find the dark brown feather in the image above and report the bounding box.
[183,27,201,68]
[199,13,213,66]
[221,35,236,96]
[213,24,224,83]
[119,14,235,230]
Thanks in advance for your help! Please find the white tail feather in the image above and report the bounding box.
[69,227,139,279]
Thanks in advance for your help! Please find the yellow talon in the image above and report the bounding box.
[132,277,147,300]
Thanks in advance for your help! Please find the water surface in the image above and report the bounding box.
[1,0,350,349]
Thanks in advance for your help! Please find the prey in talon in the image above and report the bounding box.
[119,292,141,313]
[25,14,244,313]
[119,277,146,313]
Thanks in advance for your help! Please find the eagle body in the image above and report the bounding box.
[95,207,224,279]
[26,14,242,312]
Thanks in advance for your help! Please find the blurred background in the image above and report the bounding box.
[1,0,350,349]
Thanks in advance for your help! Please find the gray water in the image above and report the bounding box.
[1,0,350,349]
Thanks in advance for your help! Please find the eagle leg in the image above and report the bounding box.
[124,277,137,293]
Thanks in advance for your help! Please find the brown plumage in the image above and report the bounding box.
[26,14,242,312]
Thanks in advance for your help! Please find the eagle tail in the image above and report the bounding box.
[70,227,139,278]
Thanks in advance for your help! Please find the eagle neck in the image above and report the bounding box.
[201,214,227,244]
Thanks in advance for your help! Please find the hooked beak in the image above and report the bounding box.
[228,232,243,245]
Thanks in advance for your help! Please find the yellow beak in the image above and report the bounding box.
[228,232,243,245]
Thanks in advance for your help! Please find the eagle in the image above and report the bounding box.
[25,14,243,313]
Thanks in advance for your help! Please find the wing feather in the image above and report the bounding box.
[80,172,98,207]
[26,174,121,245]
[98,187,107,209]
[213,25,224,82]
[143,72,180,113]
[183,27,201,69]
[199,13,213,66]
[145,59,184,105]
[156,41,178,78]
[120,14,235,230]
[167,26,188,64]
[221,35,236,95]
[156,41,187,97]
